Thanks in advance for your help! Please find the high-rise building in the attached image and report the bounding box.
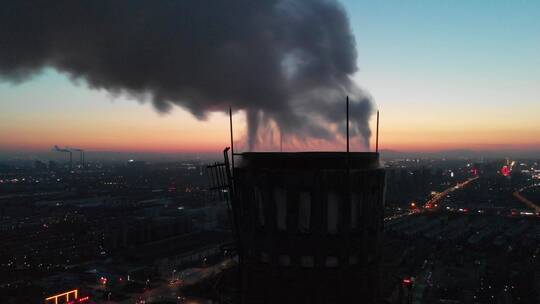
[231,152,386,304]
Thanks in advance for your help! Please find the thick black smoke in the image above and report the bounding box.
[0,0,373,150]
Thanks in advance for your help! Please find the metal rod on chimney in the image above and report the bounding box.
[346,96,350,153]
[346,97,351,236]
[280,129,283,152]
[376,110,380,153]
[229,107,235,174]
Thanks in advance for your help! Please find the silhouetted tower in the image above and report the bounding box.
[71,148,85,169]
[232,152,386,304]
[68,150,73,170]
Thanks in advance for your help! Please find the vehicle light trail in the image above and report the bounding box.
[423,176,479,210]
[384,176,479,222]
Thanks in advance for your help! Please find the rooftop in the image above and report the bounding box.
[236,152,381,170]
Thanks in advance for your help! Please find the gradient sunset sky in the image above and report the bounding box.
[1,1,539,154]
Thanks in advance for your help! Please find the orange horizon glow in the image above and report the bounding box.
[2,129,539,154]
[1,88,539,154]
[2,110,540,154]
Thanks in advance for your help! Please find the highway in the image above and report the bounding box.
[513,184,540,212]
[423,176,479,210]
[384,176,479,222]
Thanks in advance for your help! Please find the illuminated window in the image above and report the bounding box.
[300,256,314,268]
[298,192,311,233]
[278,254,291,267]
[275,188,287,231]
[255,187,264,226]
[325,256,339,268]
[327,192,339,234]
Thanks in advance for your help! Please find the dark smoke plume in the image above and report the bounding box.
[0,0,373,150]
[53,145,70,153]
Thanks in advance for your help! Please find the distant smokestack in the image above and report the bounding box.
[69,148,85,169]
[0,0,374,151]
[52,145,73,170]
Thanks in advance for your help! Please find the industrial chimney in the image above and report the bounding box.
[231,151,386,304]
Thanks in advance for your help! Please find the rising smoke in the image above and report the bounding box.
[53,145,70,153]
[0,0,373,150]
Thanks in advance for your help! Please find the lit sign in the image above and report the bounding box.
[45,289,78,304]
[501,165,510,177]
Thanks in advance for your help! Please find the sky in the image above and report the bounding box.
[1,0,539,155]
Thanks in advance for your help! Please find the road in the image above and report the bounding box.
[384,176,479,222]
[423,176,479,210]
[99,259,235,304]
[513,184,540,212]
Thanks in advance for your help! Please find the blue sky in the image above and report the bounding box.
[343,0,540,106]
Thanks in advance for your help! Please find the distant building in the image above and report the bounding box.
[48,160,59,171]
[34,160,47,171]
[126,159,147,170]
[232,152,386,304]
